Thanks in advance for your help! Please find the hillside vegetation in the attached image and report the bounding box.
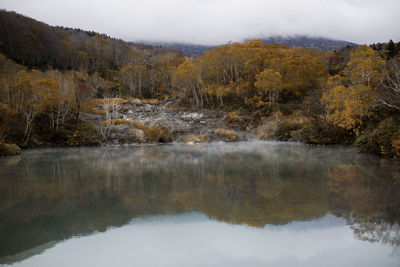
[0,10,400,156]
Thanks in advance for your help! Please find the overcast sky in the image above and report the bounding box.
[1,0,399,45]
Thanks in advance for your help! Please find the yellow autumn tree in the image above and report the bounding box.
[173,60,203,107]
[266,51,327,96]
[119,64,147,97]
[254,69,282,107]
[321,46,384,132]
[321,83,375,130]
[344,45,384,87]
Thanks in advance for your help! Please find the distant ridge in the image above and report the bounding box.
[142,42,213,57]
[148,36,358,57]
[259,35,358,51]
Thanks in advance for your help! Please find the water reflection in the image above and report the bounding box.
[0,142,399,266]
[327,160,400,256]
[4,213,400,267]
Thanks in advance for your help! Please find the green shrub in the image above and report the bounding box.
[355,118,399,156]
[144,126,172,143]
[126,128,146,143]
[258,121,301,141]
[295,120,355,145]
[0,142,22,156]
[67,122,100,146]
[275,122,302,141]
[257,111,308,141]
[159,127,172,143]
[278,103,298,116]
[0,109,25,145]
[143,126,160,142]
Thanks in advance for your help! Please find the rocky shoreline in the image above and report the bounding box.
[0,98,256,156]
[88,97,252,146]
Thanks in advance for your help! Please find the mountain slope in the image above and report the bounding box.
[149,36,357,57]
[260,36,357,51]
[0,10,178,71]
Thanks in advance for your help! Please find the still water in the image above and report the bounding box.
[0,142,399,266]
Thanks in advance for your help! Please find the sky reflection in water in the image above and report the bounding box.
[8,213,399,267]
[0,142,399,266]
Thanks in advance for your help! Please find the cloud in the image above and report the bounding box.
[1,0,399,45]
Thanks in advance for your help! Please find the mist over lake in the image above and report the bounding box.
[1,142,399,266]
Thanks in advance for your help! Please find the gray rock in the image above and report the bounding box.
[114,125,131,131]
[89,97,245,145]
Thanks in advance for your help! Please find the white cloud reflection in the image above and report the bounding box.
[10,213,399,267]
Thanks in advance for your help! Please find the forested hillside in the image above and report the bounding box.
[0,10,182,73]
[0,10,399,157]
[149,36,357,57]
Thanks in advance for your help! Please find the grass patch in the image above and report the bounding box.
[216,128,238,141]
[184,134,209,143]
[103,119,145,130]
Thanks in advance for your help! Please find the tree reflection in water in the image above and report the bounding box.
[327,158,400,256]
[0,142,399,263]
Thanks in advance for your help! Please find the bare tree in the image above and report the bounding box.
[98,92,125,141]
[377,59,400,110]
[44,70,76,130]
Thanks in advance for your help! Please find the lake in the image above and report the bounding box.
[0,142,399,266]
